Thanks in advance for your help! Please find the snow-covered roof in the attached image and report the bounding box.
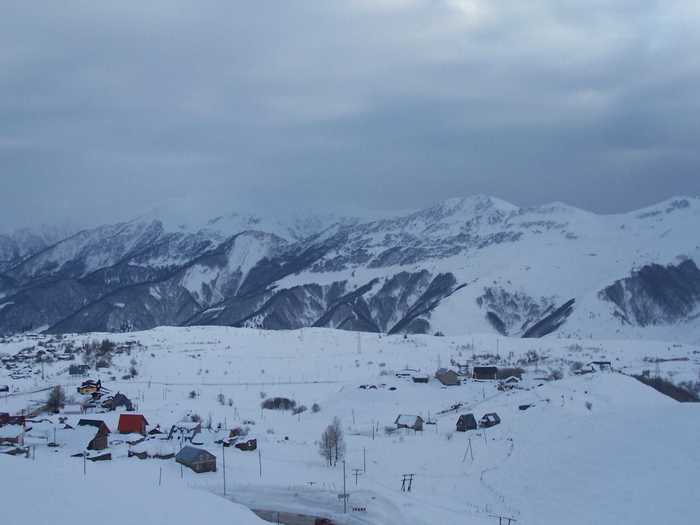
[131,439,176,457]
[172,421,201,432]
[0,425,23,439]
[395,415,422,426]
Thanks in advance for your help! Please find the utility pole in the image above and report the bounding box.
[401,473,415,492]
[338,460,348,514]
[363,447,366,473]
[159,466,162,487]
[258,447,262,478]
[222,442,227,495]
[462,438,474,462]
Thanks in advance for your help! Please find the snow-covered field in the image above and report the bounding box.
[1,326,699,524]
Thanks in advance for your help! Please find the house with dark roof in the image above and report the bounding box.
[473,366,498,380]
[456,413,477,432]
[175,446,217,473]
[102,393,134,412]
[77,419,110,450]
[69,364,90,376]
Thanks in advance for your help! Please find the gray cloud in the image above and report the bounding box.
[1,0,699,230]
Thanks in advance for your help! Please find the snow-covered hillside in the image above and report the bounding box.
[0,195,698,343]
[1,326,698,525]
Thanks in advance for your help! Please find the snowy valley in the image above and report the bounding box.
[1,326,698,524]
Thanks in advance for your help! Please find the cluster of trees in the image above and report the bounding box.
[318,417,345,467]
[82,339,116,369]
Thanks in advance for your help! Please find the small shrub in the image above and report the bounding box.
[548,368,564,381]
[188,390,197,399]
[261,397,297,411]
[311,403,321,413]
[190,413,202,423]
[292,405,307,415]
[585,401,593,411]
[217,393,226,405]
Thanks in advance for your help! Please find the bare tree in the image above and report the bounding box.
[319,417,345,467]
[46,385,65,413]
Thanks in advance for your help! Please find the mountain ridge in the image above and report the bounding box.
[1,194,698,343]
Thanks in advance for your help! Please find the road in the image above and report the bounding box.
[253,509,324,525]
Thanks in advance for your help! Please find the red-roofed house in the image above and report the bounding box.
[118,414,148,435]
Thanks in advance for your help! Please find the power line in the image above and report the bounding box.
[489,515,517,525]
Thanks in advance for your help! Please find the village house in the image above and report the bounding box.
[77,419,110,450]
[394,414,424,431]
[102,393,134,412]
[435,368,460,386]
[175,446,217,473]
[0,425,24,446]
[473,366,498,380]
[168,421,202,442]
[498,376,521,391]
[118,414,148,435]
[456,413,477,432]
[69,364,90,376]
[129,439,176,460]
[479,413,501,428]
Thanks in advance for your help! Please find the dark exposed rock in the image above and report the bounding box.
[522,299,576,338]
[477,287,555,336]
[601,259,700,326]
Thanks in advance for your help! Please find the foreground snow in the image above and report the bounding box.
[0,453,265,525]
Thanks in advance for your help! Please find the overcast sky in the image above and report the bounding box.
[2,1,700,230]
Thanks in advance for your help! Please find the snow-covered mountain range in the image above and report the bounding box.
[1,195,698,342]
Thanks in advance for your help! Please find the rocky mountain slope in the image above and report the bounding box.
[1,195,698,343]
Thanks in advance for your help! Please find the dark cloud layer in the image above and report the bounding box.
[1,1,700,229]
